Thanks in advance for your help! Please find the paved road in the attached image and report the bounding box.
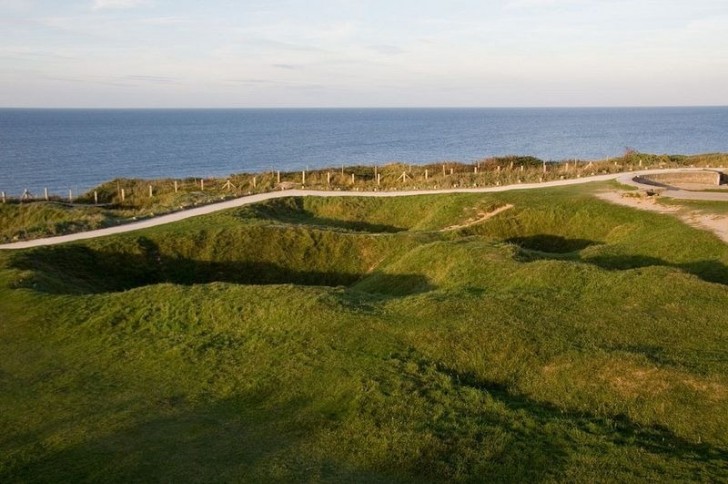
[2,168,726,250]
[616,172,728,201]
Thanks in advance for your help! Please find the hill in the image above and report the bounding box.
[1,183,727,481]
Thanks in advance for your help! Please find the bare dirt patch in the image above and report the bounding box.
[596,191,728,243]
[598,361,727,402]
[607,367,671,398]
[682,377,728,402]
[441,204,514,232]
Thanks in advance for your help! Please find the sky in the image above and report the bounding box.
[1,0,727,108]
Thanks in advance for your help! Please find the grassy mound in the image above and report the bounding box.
[0,202,122,243]
[9,227,404,294]
[1,184,727,481]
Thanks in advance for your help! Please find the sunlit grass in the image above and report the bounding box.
[1,184,727,481]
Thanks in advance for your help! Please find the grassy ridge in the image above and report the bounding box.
[0,202,122,243]
[2,151,727,243]
[1,184,727,481]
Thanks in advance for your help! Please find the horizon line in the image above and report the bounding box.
[1,105,727,110]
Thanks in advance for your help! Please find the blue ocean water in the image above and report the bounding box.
[1,107,727,195]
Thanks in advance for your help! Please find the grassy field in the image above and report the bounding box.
[1,181,727,481]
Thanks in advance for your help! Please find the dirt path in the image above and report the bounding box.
[441,204,514,231]
[596,191,728,243]
[1,168,725,250]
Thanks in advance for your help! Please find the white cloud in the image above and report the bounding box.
[2,0,727,107]
[92,0,148,9]
[503,0,585,10]
[0,0,35,11]
[140,16,186,25]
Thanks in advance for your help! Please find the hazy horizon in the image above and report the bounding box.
[2,105,727,110]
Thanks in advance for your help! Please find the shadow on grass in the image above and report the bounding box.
[511,234,728,285]
[5,355,727,482]
[238,198,407,233]
[582,255,728,285]
[433,364,728,479]
[0,395,400,483]
[507,235,599,253]
[10,239,433,296]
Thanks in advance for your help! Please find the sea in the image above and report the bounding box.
[1,107,727,196]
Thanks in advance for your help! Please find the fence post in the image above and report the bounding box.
[351,173,355,184]
[68,189,73,203]
[94,191,98,205]
[1,192,5,203]
[425,169,428,181]
[302,170,306,185]
[149,185,153,198]
[253,176,257,188]
[121,188,125,202]
[174,180,178,193]
[327,172,331,185]
[44,188,49,201]
[200,179,204,191]
[277,171,281,184]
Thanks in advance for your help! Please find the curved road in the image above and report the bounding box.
[2,168,726,250]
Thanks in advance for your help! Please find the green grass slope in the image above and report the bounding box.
[1,184,727,482]
[0,202,123,243]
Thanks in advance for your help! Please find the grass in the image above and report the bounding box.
[657,197,728,215]
[3,151,727,243]
[0,202,122,243]
[1,183,727,481]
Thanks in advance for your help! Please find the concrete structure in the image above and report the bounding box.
[640,170,724,188]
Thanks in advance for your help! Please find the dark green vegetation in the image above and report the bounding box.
[1,183,727,481]
[3,151,727,243]
[0,202,120,243]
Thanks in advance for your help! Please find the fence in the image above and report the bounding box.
[1,156,717,206]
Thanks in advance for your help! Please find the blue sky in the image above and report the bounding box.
[1,0,727,107]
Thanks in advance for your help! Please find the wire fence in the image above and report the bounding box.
[1,156,722,207]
